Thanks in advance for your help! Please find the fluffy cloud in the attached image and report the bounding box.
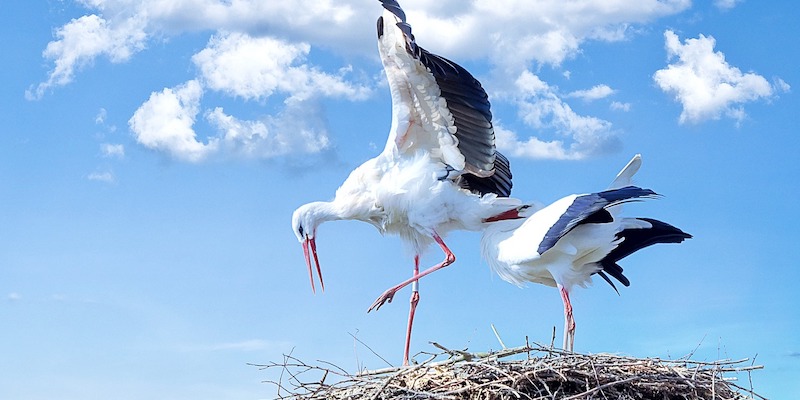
[129,80,213,162]
[714,0,743,10]
[27,14,147,99]
[495,71,619,160]
[125,29,375,162]
[610,101,632,112]
[32,0,693,162]
[33,0,692,98]
[192,32,370,101]
[129,80,331,162]
[495,124,574,160]
[100,143,125,159]
[88,170,116,183]
[79,0,361,39]
[653,30,775,124]
[566,84,615,101]
[404,0,691,68]
[774,78,791,93]
[206,104,331,159]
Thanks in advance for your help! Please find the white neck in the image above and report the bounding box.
[305,201,347,224]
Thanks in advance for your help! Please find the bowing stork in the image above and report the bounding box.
[480,155,691,351]
[292,0,521,365]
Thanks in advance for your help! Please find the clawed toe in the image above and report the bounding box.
[368,290,396,312]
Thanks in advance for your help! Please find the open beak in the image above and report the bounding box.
[302,235,324,293]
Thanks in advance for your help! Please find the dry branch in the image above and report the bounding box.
[252,343,763,400]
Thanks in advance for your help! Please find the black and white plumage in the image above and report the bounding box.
[292,0,521,365]
[481,155,691,351]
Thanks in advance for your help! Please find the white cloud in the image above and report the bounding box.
[405,0,691,69]
[32,1,693,162]
[7,293,21,302]
[129,80,214,162]
[610,101,632,112]
[714,0,743,10]
[33,0,692,98]
[87,0,362,42]
[774,78,791,93]
[206,103,331,159]
[27,14,147,99]
[566,84,615,101]
[495,71,619,160]
[95,108,108,125]
[101,143,125,159]
[126,30,371,163]
[192,32,370,101]
[70,0,688,67]
[88,170,116,183]
[129,80,332,162]
[653,30,775,124]
[495,124,574,160]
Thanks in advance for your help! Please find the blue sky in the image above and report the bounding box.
[2,0,798,398]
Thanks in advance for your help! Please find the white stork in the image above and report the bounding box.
[481,155,691,351]
[292,0,522,365]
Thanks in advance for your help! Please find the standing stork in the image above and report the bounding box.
[292,0,522,365]
[481,155,692,351]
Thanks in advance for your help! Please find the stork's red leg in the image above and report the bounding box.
[558,284,576,351]
[367,233,455,313]
[402,255,421,366]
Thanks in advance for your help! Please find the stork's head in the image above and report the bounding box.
[291,202,326,293]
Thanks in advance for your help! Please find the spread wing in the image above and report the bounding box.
[377,0,499,182]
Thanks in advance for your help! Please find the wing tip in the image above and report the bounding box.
[609,154,643,189]
[379,0,407,22]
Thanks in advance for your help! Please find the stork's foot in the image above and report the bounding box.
[368,287,399,312]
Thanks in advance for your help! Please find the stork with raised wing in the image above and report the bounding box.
[481,155,691,351]
[292,0,522,365]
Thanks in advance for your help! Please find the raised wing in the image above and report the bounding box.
[377,0,497,179]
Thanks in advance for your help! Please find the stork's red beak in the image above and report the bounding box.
[302,236,324,293]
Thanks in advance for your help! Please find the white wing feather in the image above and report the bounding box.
[379,10,464,171]
[608,154,642,189]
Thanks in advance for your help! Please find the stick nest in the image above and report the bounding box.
[254,342,763,399]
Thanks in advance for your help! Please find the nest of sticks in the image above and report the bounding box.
[254,341,763,400]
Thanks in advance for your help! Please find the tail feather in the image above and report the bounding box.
[596,271,622,295]
[597,217,691,289]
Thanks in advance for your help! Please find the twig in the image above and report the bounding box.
[350,332,394,368]
[254,341,763,400]
[491,324,507,350]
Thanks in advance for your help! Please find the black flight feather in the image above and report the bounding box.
[595,217,691,290]
[379,0,498,178]
[537,186,658,255]
[459,151,513,197]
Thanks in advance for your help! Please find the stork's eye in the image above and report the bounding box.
[298,225,304,237]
